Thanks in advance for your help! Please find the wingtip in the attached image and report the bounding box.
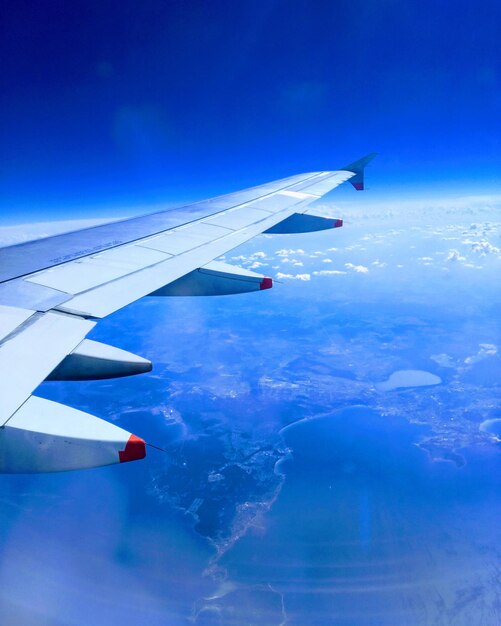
[260,277,273,290]
[342,153,377,191]
[119,434,146,463]
[341,152,378,174]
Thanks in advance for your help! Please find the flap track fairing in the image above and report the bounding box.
[265,212,342,234]
[46,339,152,381]
[148,261,273,296]
[0,396,146,473]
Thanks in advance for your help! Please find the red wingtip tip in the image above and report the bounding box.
[260,277,273,290]
[352,182,364,191]
[332,219,343,228]
[119,434,146,463]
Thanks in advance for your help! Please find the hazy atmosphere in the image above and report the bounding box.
[2,0,500,221]
[1,2,501,625]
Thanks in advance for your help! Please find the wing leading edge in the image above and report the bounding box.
[0,153,376,472]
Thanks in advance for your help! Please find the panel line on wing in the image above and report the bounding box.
[0,172,329,284]
[0,311,95,425]
[277,190,320,199]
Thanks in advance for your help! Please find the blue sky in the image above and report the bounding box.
[1,0,500,222]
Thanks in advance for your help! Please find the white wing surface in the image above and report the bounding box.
[0,153,375,472]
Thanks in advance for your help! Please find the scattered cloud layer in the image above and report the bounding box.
[275,248,305,257]
[312,270,347,276]
[345,263,369,273]
[275,272,311,281]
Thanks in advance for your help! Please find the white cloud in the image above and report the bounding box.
[275,248,305,257]
[372,260,387,267]
[276,272,311,281]
[466,240,501,256]
[430,353,456,368]
[446,249,466,262]
[345,263,369,273]
[312,270,347,276]
[230,251,270,266]
[322,258,333,263]
[281,257,303,264]
[464,343,498,365]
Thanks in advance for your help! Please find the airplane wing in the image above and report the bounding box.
[0,153,376,472]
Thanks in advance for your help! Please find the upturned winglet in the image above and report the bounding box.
[341,152,377,191]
